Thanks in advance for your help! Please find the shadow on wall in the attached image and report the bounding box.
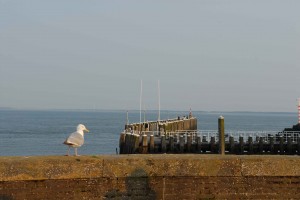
[105,168,156,200]
[0,195,13,200]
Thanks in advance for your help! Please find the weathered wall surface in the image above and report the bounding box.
[0,155,300,199]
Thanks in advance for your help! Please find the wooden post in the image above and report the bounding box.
[203,135,207,143]
[142,134,148,154]
[196,136,202,153]
[279,136,284,155]
[239,136,244,155]
[174,134,178,143]
[248,136,253,155]
[119,132,126,154]
[259,137,264,154]
[218,116,225,155]
[170,136,174,152]
[133,134,140,153]
[187,134,192,153]
[269,136,275,154]
[161,135,166,153]
[179,135,184,153]
[124,133,131,154]
[297,137,300,156]
[229,136,234,154]
[149,135,155,153]
[287,136,292,155]
[210,136,216,153]
[130,134,136,154]
[126,134,132,154]
[256,136,260,143]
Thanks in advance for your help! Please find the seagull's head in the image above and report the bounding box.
[77,124,89,133]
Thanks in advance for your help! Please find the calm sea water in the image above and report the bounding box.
[0,110,297,156]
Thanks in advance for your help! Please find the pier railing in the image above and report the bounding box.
[130,130,300,143]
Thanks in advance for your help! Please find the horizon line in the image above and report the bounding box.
[0,107,297,114]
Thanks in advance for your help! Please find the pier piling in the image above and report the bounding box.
[119,132,126,154]
[229,136,235,154]
[259,137,264,154]
[298,138,300,156]
[210,136,216,153]
[142,134,148,154]
[239,136,244,155]
[287,136,292,155]
[279,136,284,155]
[125,133,131,154]
[149,135,155,153]
[187,134,192,153]
[170,136,174,152]
[218,116,225,155]
[196,136,202,153]
[133,134,140,153]
[270,136,275,154]
[161,135,166,153]
[179,136,184,153]
[248,136,253,154]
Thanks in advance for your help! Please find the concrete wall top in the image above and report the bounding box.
[0,155,299,182]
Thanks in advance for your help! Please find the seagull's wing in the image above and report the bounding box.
[63,131,84,147]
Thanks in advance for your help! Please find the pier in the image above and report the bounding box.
[119,116,300,155]
[124,116,197,133]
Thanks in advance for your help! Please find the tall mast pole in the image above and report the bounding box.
[144,104,146,123]
[298,98,300,124]
[140,80,143,123]
[158,80,160,122]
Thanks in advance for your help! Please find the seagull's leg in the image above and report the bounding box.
[74,148,78,156]
[65,146,70,156]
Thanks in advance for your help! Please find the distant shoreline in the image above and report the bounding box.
[0,108,296,114]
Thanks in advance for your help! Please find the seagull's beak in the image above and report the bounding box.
[85,128,90,133]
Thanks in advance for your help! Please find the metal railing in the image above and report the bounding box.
[127,130,300,143]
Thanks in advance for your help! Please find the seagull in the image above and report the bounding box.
[63,124,89,156]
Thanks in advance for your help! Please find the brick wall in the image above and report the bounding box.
[0,155,299,199]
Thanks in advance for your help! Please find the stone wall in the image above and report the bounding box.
[0,155,300,199]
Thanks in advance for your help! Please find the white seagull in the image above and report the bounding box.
[63,124,89,156]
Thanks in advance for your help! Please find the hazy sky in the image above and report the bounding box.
[0,1,299,112]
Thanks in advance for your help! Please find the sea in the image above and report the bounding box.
[0,109,297,156]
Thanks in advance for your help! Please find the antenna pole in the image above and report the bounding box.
[298,98,300,124]
[144,104,146,122]
[158,80,160,122]
[140,80,143,123]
